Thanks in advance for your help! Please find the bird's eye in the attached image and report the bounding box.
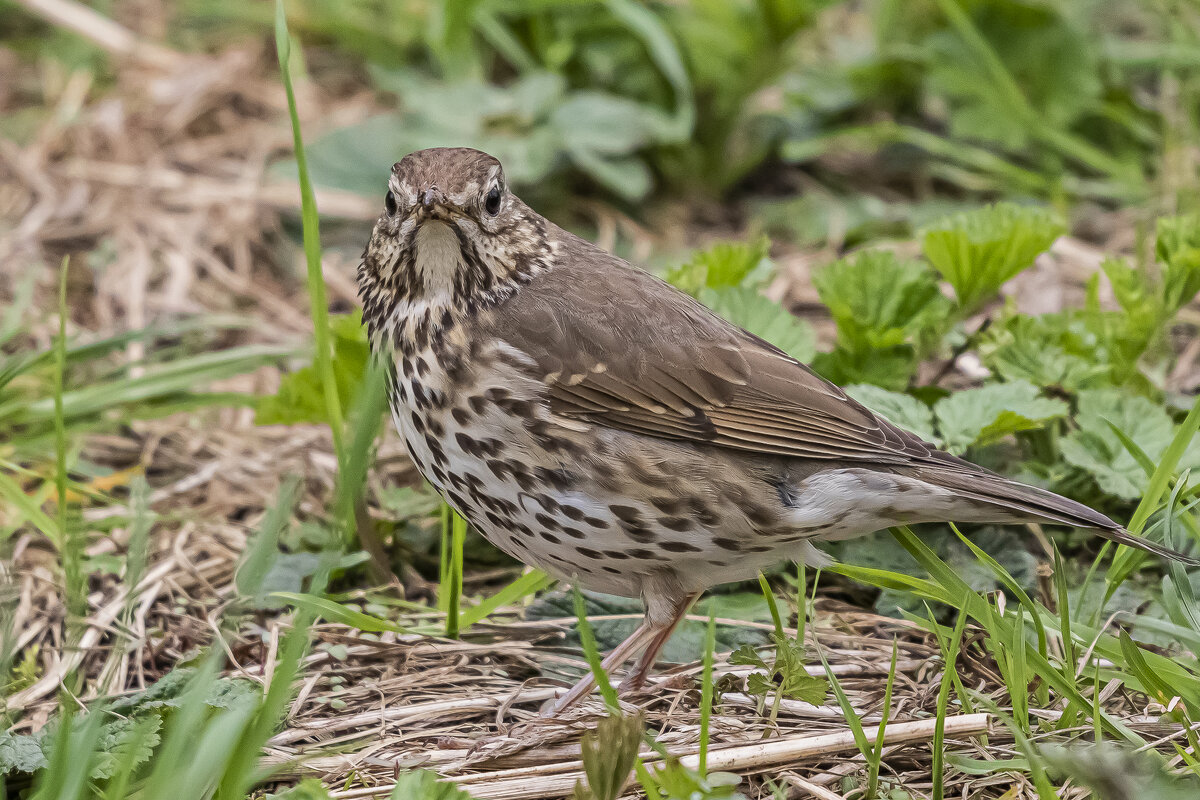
[384,190,397,216]
[484,186,502,216]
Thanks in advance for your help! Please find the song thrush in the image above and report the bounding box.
[358,147,1196,715]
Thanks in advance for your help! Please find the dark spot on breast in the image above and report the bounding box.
[535,468,576,491]
[658,516,693,532]
[602,566,621,574]
[584,516,609,529]
[609,505,641,524]
[561,527,585,540]
[688,498,720,526]
[560,505,585,521]
[603,549,630,560]
[622,522,657,542]
[451,407,471,425]
[627,548,663,561]
[576,547,602,559]
[659,540,702,553]
[484,387,510,403]
[427,419,444,438]
[455,432,480,456]
[539,531,561,545]
[409,410,425,433]
[468,395,487,414]
[534,513,562,531]
[416,357,430,377]
[649,497,683,514]
[712,537,740,551]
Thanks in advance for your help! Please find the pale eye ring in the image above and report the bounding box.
[384,190,397,216]
[484,186,502,216]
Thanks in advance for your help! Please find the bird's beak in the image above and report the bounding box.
[419,186,448,219]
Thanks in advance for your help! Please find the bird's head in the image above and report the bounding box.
[358,147,553,323]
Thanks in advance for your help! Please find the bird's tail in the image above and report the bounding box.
[922,466,1200,568]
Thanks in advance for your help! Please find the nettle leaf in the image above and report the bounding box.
[844,384,938,444]
[665,238,771,295]
[923,2,1100,151]
[933,380,1067,455]
[91,716,162,779]
[979,312,1114,392]
[734,635,826,704]
[699,287,816,363]
[1059,389,1191,500]
[0,731,47,774]
[811,250,950,389]
[390,770,476,800]
[813,347,916,392]
[923,203,1065,312]
[257,312,369,426]
[813,250,950,352]
[1155,214,1200,315]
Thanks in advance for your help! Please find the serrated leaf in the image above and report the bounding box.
[0,731,47,774]
[256,311,369,426]
[91,716,162,779]
[923,203,1064,312]
[665,238,771,296]
[1059,389,1196,500]
[390,770,476,800]
[813,249,951,353]
[933,380,1067,455]
[978,312,1113,392]
[699,287,816,362]
[1155,214,1200,315]
[728,644,768,670]
[844,384,938,444]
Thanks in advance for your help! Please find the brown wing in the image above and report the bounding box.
[486,235,939,466]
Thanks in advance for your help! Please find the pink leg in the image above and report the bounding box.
[620,591,700,694]
[541,618,660,717]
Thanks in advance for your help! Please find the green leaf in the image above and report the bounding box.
[978,311,1113,392]
[256,312,369,426]
[574,713,643,800]
[90,716,162,779]
[0,731,47,774]
[933,380,1067,455]
[271,778,337,800]
[811,249,950,388]
[923,203,1065,312]
[922,2,1101,152]
[699,287,816,362]
[390,770,476,800]
[844,384,938,444]
[1155,213,1200,315]
[1058,389,1184,500]
[665,238,771,296]
[813,249,951,353]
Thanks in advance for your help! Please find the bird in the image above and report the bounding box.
[356,146,1197,716]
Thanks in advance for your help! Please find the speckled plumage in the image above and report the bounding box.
[358,147,1196,714]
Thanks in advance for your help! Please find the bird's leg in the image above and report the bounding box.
[541,617,661,717]
[619,591,701,694]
